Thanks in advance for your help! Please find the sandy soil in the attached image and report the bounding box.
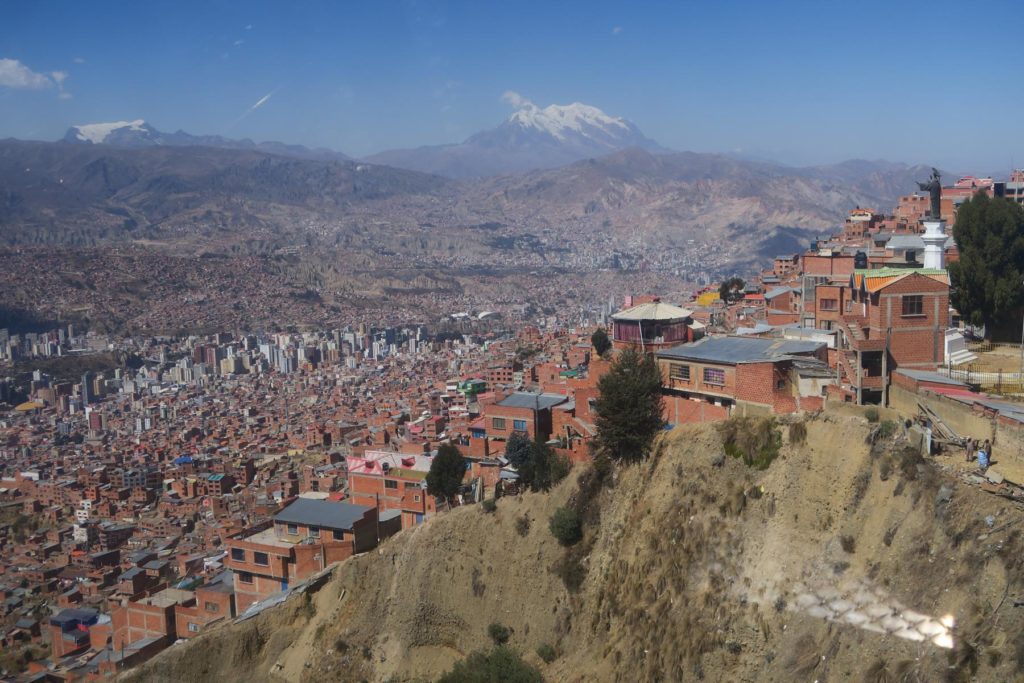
[122,411,1024,683]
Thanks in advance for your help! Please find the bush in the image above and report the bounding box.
[481,498,497,514]
[788,421,808,445]
[554,547,587,592]
[877,420,897,439]
[487,622,511,645]
[717,417,783,470]
[515,515,531,537]
[865,407,880,423]
[549,507,582,546]
[438,646,542,683]
[840,535,856,553]
[536,643,557,664]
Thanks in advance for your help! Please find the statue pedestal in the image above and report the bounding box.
[922,219,946,270]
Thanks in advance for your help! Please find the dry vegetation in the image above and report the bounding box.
[122,412,1024,682]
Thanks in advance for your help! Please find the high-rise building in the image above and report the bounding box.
[81,371,94,405]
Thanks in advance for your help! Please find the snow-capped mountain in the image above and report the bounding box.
[65,119,159,145]
[61,120,350,163]
[366,101,666,178]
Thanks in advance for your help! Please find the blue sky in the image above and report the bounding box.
[1,0,1021,170]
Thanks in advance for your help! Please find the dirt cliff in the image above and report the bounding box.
[122,412,1024,682]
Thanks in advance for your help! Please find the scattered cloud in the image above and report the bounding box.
[51,70,72,99]
[0,58,55,89]
[432,79,461,99]
[245,24,253,30]
[73,56,85,64]
[612,26,624,35]
[501,90,534,109]
[234,39,244,47]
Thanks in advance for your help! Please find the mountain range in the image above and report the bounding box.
[0,135,932,262]
[366,101,666,178]
[62,119,352,164]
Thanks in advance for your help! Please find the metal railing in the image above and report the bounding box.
[946,364,1024,395]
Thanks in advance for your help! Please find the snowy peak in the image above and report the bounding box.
[507,102,631,142]
[58,121,351,162]
[362,98,667,178]
[65,119,156,145]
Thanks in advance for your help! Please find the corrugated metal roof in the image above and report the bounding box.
[658,336,824,365]
[496,392,568,410]
[273,499,371,531]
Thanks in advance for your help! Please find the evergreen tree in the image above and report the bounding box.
[590,327,612,357]
[426,443,466,502]
[504,432,533,471]
[593,347,664,463]
[948,193,1024,340]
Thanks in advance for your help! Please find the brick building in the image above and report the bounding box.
[833,269,950,404]
[611,300,702,352]
[657,336,829,423]
[225,499,378,612]
[346,450,439,528]
[483,392,568,443]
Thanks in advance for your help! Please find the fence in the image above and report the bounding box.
[946,364,1024,395]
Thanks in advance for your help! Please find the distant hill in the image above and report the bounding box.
[0,138,937,268]
[366,101,667,178]
[0,139,447,247]
[61,119,352,164]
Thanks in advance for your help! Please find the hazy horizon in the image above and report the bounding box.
[2,0,1022,172]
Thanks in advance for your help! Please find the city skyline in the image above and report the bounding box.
[1,0,1022,171]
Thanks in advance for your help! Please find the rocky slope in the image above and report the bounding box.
[122,412,1024,682]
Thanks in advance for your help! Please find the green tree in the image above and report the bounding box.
[593,347,665,463]
[549,506,582,546]
[504,434,570,492]
[719,277,746,303]
[437,646,543,683]
[427,443,466,503]
[590,327,612,357]
[948,193,1024,340]
[504,432,533,471]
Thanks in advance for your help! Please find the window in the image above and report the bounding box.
[230,548,245,562]
[309,526,320,539]
[239,572,253,584]
[703,368,726,386]
[332,529,345,540]
[819,298,838,311]
[253,551,269,566]
[384,479,399,489]
[512,419,527,432]
[669,363,690,381]
[286,524,298,535]
[204,602,219,613]
[491,417,506,430]
[902,295,924,316]
[414,494,421,502]
[188,622,200,633]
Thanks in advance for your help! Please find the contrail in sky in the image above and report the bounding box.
[228,90,276,130]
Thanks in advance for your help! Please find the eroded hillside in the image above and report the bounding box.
[123,412,1024,682]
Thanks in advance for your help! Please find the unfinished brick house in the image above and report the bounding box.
[346,450,439,529]
[656,336,830,424]
[832,269,950,404]
[225,499,378,612]
[483,392,568,443]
